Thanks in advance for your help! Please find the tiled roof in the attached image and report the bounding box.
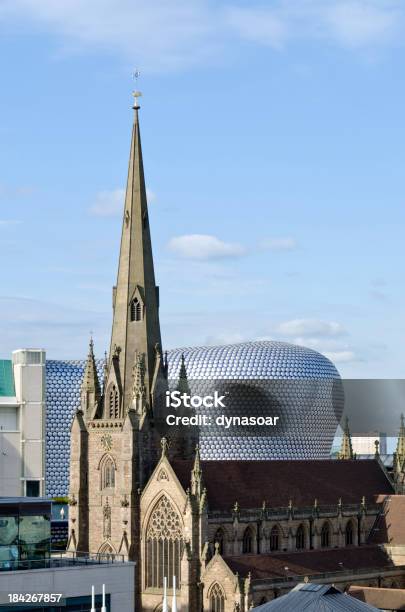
[368,495,405,545]
[252,583,379,611]
[0,359,15,396]
[225,545,394,580]
[348,586,405,609]
[172,458,394,510]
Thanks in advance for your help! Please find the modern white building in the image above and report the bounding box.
[352,432,388,455]
[0,349,46,496]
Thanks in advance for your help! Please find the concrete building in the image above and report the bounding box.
[352,433,388,456]
[0,349,46,497]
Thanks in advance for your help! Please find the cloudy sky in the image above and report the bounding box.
[1,0,405,377]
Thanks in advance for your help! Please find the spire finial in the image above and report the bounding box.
[132,69,142,110]
[161,437,169,457]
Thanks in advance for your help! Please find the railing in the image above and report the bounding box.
[0,550,127,572]
[252,564,405,587]
[209,503,382,520]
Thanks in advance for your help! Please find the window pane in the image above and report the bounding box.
[0,516,18,545]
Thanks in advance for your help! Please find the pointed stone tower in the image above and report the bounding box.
[338,417,354,460]
[393,414,405,492]
[80,337,101,420]
[68,94,165,605]
[103,91,163,418]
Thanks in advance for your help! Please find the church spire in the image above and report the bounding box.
[394,414,405,475]
[396,414,405,461]
[81,336,101,419]
[339,416,354,460]
[104,92,163,416]
[177,353,190,394]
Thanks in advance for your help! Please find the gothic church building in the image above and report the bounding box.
[68,98,405,611]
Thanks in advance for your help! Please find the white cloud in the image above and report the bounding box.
[0,0,402,72]
[0,219,21,227]
[260,237,298,251]
[277,318,346,337]
[0,0,222,72]
[168,234,246,260]
[205,332,246,346]
[322,350,356,363]
[90,187,155,216]
[227,0,402,50]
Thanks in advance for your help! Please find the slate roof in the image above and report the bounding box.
[349,586,405,610]
[225,546,394,580]
[252,583,379,611]
[172,458,394,510]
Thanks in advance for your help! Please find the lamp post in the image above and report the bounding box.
[172,576,177,612]
[162,577,168,612]
[101,584,107,612]
[91,585,95,612]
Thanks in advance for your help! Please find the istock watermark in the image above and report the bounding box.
[165,390,227,409]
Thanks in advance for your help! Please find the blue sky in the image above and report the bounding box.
[0,0,405,378]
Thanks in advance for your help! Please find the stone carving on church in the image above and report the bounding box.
[121,494,129,507]
[132,352,146,400]
[100,433,113,451]
[103,498,112,539]
[157,468,169,481]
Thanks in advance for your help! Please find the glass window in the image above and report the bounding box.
[19,515,51,560]
[26,481,40,497]
[0,516,18,545]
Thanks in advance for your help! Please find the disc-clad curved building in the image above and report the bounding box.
[45,340,343,497]
[167,340,343,461]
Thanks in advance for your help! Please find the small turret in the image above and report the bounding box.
[177,353,190,395]
[191,444,203,498]
[81,337,101,419]
[338,417,354,460]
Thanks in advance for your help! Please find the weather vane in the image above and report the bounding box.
[132,68,142,109]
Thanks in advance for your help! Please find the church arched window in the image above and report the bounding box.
[214,528,225,555]
[100,455,115,490]
[209,583,225,612]
[296,524,305,550]
[270,525,280,551]
[345,520,354,546]
[321,522,330,548]
[131,298,142,322]
[145,495,183,590]
[242,526,253,554]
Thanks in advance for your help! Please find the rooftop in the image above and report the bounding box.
[349,585,405,610]
[225,545,395,580]
[172,458,394,510]
[369,495,405,545]
[252,583,379,611]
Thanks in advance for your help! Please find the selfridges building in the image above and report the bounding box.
[45,339,343,497]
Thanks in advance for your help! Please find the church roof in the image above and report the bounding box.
[252,582,379,611]
[226,545,394,581]
[172,458,394,510]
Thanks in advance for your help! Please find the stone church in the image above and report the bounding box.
[68,95,405,611]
